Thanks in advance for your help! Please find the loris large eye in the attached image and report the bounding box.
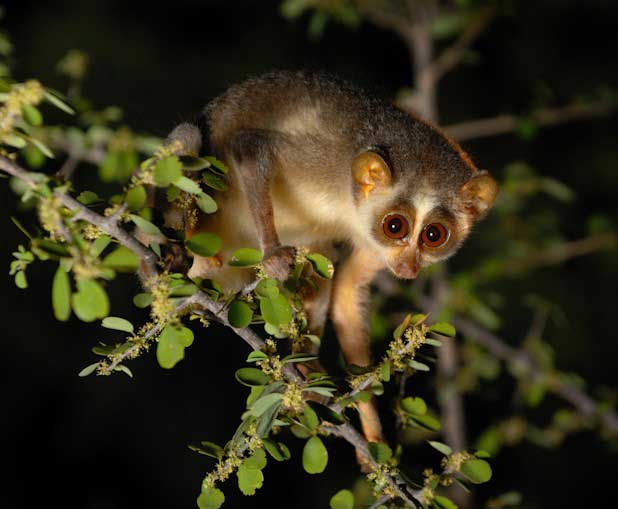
[383,214,409,239]
[421,223,449,248]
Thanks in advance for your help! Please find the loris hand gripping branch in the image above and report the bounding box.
[168,71,498,457]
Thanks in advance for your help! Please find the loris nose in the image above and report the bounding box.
[394,260,418,279]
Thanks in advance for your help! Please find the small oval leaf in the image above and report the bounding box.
[102,316,134,334]
[460,458,492,484]
[228,300,253,329]
[330,489,354,509]
[235,367,269,387]
[302,436,328,474]
[52,265,71,321]
[186,232,222,257]
[229,247,263,267]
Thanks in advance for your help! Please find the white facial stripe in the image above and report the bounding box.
[410,193,438,246]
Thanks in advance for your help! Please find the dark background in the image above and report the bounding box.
[1,1,617,508]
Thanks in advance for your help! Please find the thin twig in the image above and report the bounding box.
[426,6,496,84]
[498,233,618,275]
[415,293,618,435]
[322,421,420,506]
[444,101,617,142]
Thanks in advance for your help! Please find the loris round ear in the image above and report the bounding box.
[460,172,499,218]
[352,151,392,199]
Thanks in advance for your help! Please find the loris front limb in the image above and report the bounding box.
[332,247,386,450]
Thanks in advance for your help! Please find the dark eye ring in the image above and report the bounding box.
[421,223,449,248]
[383,213,409,239]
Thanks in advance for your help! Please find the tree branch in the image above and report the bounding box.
[426,6,496,84]
[322,421,419,506]
[416,293,618,436]
[498,233,618,275]
[443,100,617,142]
[0,156,159,280]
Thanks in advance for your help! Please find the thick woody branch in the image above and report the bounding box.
[444,100,617,142]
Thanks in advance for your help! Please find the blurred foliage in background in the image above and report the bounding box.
[1,1,617,508]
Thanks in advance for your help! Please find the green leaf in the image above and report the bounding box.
[202,172,227,190]
[460,458,492,484]
[229,247,263,267]
[102,316,134,334]
[371,381,384,396]
[434,495,458,509]
[381,360,391,382]
[246,350,268,363]
[250,393,283,417]
[21,103,43,126]
[153,156,182,186]
[393,314,412,340]
[228,300,253,328]
[410,413,441,432]
[156,324,194,369]
[301,405,319,431]
[429,322,456,337]
[306,253,334,279]
[115,365,133,378]
[52,266,71,321]
[102,246,140,272]
[175,176,202,194]
[189,441,224,459]
[133,292,152,308]
[411,313,427,325]
[197,487,225,509]
[186,232,222,257]
[368,442,392,464]
[126,185,147,212]
[196,192,218,214]
[91,235,111,257]
[409,359,430,371]
[281,353,318,364]
[306,401,346,425]
[44,90,75,114]
[77,190,100,205]
[303,386,335,398]
[330,489,354,509]
[243,448,267,470]
[255,278,279,299]
[263,439,291,461]
[129,214,162,236]
[237,465,264,495]
[264,322,288,338]
[78,363,99,377]
[428,441,452,456]
[235,367,269,387]
[5,133,27,149]
[180,155,210,171]
[203,156,228,173]
[401,396,427,416]
[302,436,328,474]
[72,279,110,322]
[259,293,292,327]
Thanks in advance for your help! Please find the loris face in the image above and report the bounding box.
[352,150,498,279]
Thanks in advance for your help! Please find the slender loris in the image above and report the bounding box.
[170,71,498,453]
